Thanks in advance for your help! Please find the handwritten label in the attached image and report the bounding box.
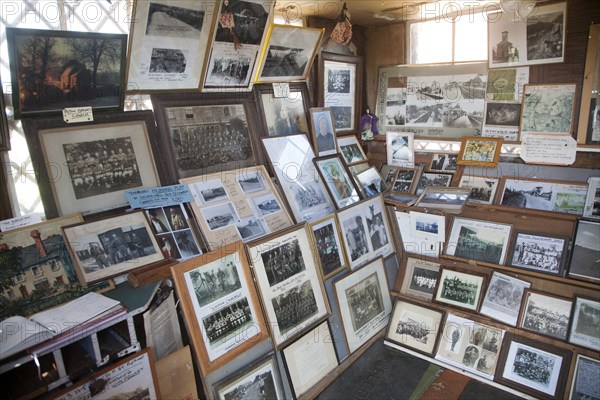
[0,213,44,232]
[126,184,193,209]
[62,106,93,123]
[272,83,290,98]
[520,134,577,165]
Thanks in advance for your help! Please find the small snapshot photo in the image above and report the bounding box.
[201,203,238,231]
[237,171,266,193]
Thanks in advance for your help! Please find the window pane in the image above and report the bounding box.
[409,20,453,64]
[454,17,488,62]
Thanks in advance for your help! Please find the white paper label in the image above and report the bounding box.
[63,106,93,123]
[272,83,290,98]
[0,213,44,231]
[520,134,577,165]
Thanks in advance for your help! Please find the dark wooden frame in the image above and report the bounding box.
[0,77,10,151]
[6,28,127,118]
[313,154,362,209]
[253,82,312,137]
[567,219,600,283]
[507,230,569,276]
[433,267,487,313]
[518,289,572,341]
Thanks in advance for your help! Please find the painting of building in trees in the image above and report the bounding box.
[0,214,112,321]
[6,28,127,117]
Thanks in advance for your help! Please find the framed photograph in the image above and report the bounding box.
[444,217,512,266]
[0,77,9,151]
[508,231,569,276]
[282,321,338,397]
[386,131,415,167]
[498,177,588,215]
[568,296,600,351]
[180,165,293,251]
[568,219,600,283]
[488,2,567,69]
[126,0,218,91]
[391,166,421,194]
[355,167,389,198]
[583,176,600,219]
[414,172,453,196]
[520,83,577,137]
[569,355,600,400]
[519,290,572,341]
[151,92,261,181]
[23,111,164,219]
[313,155,361,209]
[434,268,486,312]
[310,107,338,156]
[337,135,367,166]
[399,257,440,301]
[145,204,203,260]
[482,102,522,142]
[458,175,500,205]
[436,313,505,380]
[414,187,471,213]
[255,24,324,83]
[214,355,283,400]
[246,224,330,348]
[577,23,600,144]
[202,0,272,91]
[480,271,531,327]
[262,134,335,222]
[337,196,394,270]
[385,299,443,356]
[457,136,503,167]
[409,211,446,243]
[254,82,310,136]
[6,28,126,118]
[319,52,362,134]
[334,257,392,354]
[429,153,458,173]
[309,215,349,280]
[171,243,268,374]
[62,210,166,284]
[379,165,400,190]
[53,349,159,400]
[496,334,572,400]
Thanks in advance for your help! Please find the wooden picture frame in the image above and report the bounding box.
[318,52,363,135]
[414,172,453,196]
[568,219,600,283]
[150,92,262,182]
[457,136,503,167]
[180,165,293,251]
[386,131,415,167]
[246,224,330,348]
[391,166,421,194]
[255,24,324,83]
[508,231,569,276]
[53,349,160,400]
[170,242,269,375]
[22,111,165,219]
[520,83,577,137]
[577,23,600,144]
[479,271,531,327]
[495,333,572,400]
[333,257,392,354]
[337,135,367,166]
[253,82,311,137]
[569,355,600,400]
[0,76,10,151]
[6,28,127,118]
[309,214,349,280]
[518,289,572,341]
[313,154,361,209]
[379,165,400,190]
[567,295,600,351]
[399,256,440,301]
[310,107,338,156]
[385,299,443,356]
[62,210,166,284]
[433,267,486,312]
[458,175,501,205]
[213,354,284,400]
[126,0,219,92]
[355,167,389,198]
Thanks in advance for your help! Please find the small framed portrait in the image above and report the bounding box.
[508,231,569,276]
[434,268,486,312]
[379,165,400,189]
[254,82,311,136]
[255,24,324,83]
[214,355,284,400]
[518,289,572,341]
[391,166,421,194]
[436,313,505,380]
[568,219,600,283]
[399,256,440,301]
[414,187,471,213]
[337,135,368,166]
[429,153,458,173]
[479,271,531,327]
[458,175,501,205]
[333,257,393,354]
[567,295,600,351]
[495,334,572,400]
[310,107,338,156]
[314,155,361,209]
[520,83,577,137]
[170,243,269,375]
[386,131,415,167]
[309,215,349,280]
[62,210,166,284]
[457,136,503,167]
[385,299,443,356]
[414,172,453,195]
[569,355,600,400]
[355,167,389,198]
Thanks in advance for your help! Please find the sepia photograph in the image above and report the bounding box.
[195,179,229,204]
[480,272,531,327]
[386,299,443,355]
[458,175,500,205]
[215,356,282,400]
[356,167,388,197]
[434,268,485,311]
[400,257,440,301]
[509,232,567,275]
[310,216,348,279]
[569,355,600,400]
[202,202,238,231]
[568,296,600,352]
[386,131,415,167]
[446,217,512,265]
[519,290,571,341]
[414,172,453,195]
[521,84,576,136]
[568,220,600,282]
[261,239,306,287]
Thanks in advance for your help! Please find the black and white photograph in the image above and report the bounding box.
[235,217,266,242]
[409,211,445,246]
[415,172,453,195]
[569,355,600,400]
[379,165,400,189]
[446,217,512,265]
[145,2,205,37]
[568,296,600,352]
[392,167,419,194]
[290,181,330,213]
[337,135,367,165]
[400,257,440,301]
[215,356,282,400]
[202,203,238,231]
[213,0,269,46]
[404,104,443,127]
[509,232,567,275]
[356,168,388,197]
[480,272,531,326]
[341,213,370,263]
[331,106,353,130]
[364,201,390,252]
[386,131,415,167]
[261,44,308,77]
[484,102,521,127]
[252,193,282,216]
[147,205,202,260]
[237,171,266,193]
[261,92,309,136]
[206,51,253,86]
[499,178,554,210]
[149,48,187,73]
[202,297,253,345]
[175,230,202,258]
[196,179,229,204]
[568,220,600,282]
[346,272,385,332]
[434,269,485,311]
[521,84,576,136]
[384,78,407,126]
[272,281,318,336]
[526,9,565,61]
[311,217,347,279]
[430,153,458,172]
[261,239,306,287]
[520,290,571,341]
[583,177,600,219]
[458,175,500,205]
[386,299,443,355]
[328,68,351,93]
